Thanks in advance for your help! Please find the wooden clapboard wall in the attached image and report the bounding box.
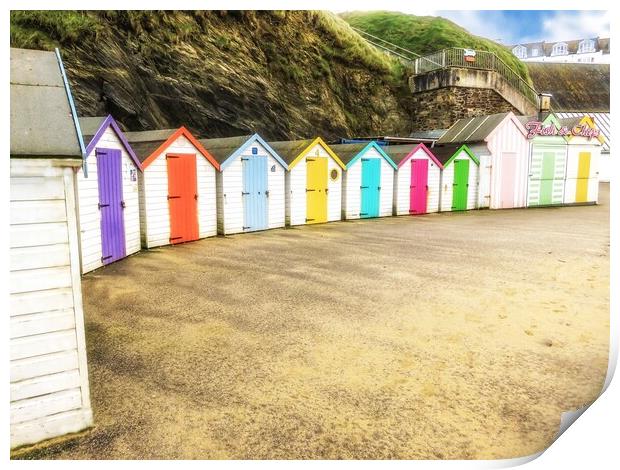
[10,158,93,448]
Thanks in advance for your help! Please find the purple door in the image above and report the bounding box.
[96,148,126,265]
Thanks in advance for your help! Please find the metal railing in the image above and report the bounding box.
[350,26,419,65]
[413,48,540,106]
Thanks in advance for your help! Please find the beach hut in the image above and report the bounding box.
[437,112,529,209]
[268,138,346,226]
[76,115,142,273]
[432,144,480,212]
[126,128,219,248]
[199,134,287,235]
[10,48,92,448]
[560,115,605,204]
[518,114,569,207]
[386,143,443,216]
[329,142,397,220]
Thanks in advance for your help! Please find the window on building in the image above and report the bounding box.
[551,42,568,56]
[578,39,596,53]
[512,45,527,59]
[531,48,539,56]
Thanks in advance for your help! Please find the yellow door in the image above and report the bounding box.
[575,152,591,203]
[306,157,328,224]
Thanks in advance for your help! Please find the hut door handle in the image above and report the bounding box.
[98,203,109,209]
[121,201,126,209]
[265,190,270,197]
[167,195,180,200]
[306,189,316,192]
[242,192,250,195]
[378,186,381,190]
[194,194,198,200]
[360,186,368,189]
[101,255,112,261]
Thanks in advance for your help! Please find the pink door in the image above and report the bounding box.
[410,159,428,214]
[500,152,517,209]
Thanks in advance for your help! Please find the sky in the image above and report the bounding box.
[426,10,610,45]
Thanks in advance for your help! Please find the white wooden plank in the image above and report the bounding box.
[11,408,92,449]
[11,350,80,383]
[10,222,68,249]
[10,244,70,272]
[10,266,72,294]
[11,369,81,402]
[10,330,77,361]
[11,309,76,339]
[11,388,83,424]
[10,176,66,201]
[11,200,68,225]
[10,287,75,317]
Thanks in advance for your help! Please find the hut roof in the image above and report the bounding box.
[10,48,82,158]
[79,116,107,143]
[437,112,512,144]
[557,112,610,152]
[267,139,316,165]
[429,144,462,165]
[328,143,372,165]
[124,129,178,163]
[382,144,419,165]
[198,135,254,164]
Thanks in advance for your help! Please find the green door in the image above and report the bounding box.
[538,152,556,205]
[452,159,470,211]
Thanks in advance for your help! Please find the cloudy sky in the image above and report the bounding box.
[422,10,609,45]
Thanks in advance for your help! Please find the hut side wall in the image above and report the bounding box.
[219,141,285,235]
[394,148,441,215]
[439,150,479,212]
[486,119,530,209]
[141,134,217,248]
[77,126,141,273]
[10,159,93,448]
[287,143,343,226]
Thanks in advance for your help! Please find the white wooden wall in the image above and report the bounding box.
[10,159,93,449]
[217,141,286,235]
[287,143,343,226]
[439,150,480,212]
[564,143,601,204]
[476,153,492,208]
[139,134,217,248]
[393,148,441,216]
[486,119,530,209]
[77,126,141,273]
[342,147,394,219]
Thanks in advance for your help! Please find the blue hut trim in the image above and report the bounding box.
[220,133,289,171]
[345,141,398,170]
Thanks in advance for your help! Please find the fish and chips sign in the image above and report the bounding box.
[525,120,601,140]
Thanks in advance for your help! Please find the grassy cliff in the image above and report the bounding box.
[10,10,413,139]
[341,11,531,83]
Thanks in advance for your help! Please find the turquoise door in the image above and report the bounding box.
[360,158,381,218]
[242,155,268,231]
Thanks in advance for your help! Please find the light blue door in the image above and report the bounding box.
[360,158,381,218]
[242,155,268,231]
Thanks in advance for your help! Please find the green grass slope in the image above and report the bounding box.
[341,11,531,83]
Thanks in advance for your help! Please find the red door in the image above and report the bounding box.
[166,153,199,244]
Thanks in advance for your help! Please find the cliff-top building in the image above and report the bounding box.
[510,37,610,64]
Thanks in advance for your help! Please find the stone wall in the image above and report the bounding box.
[410,87,520,131]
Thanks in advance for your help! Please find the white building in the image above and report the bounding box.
[511,37,610,64]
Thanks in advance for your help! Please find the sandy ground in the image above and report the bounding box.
[15,184,609,460]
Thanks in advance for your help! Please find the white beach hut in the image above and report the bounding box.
[10,48,93,448]
[199,134,288,235]
[268,137,346,226]
[77,115,142,273]
[329,142,397,220]
[126,127,220,248]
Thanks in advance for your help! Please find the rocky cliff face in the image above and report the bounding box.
[11,10,413,140]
